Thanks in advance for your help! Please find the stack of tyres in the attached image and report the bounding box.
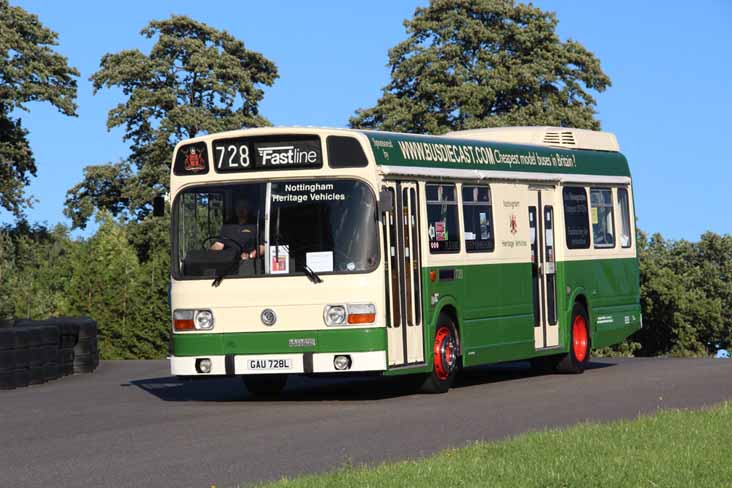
[0,329,14,389]
[73,318,98,373]
[12,328,31,388]
[25,325,46,385]
[55,318,80,376]
[39,324,62,381]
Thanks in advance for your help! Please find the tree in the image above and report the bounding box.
[350,0,610,134]
[0,0,78,217]
[65,16,278,228]
[635,230,732,357]
[0,221,74,320]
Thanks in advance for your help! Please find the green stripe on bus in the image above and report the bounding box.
[172,327,387,357]
[362,131,630,177]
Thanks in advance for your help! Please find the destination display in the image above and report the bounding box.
[212,135,322,173]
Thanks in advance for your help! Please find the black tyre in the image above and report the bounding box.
[13,328,30,349]
[556,302,591,374]
[29,366,45,385]
[26,328,42,348]
[73,354,96,374]
[44,346,59,364]
[44,363,63,381]
[0,372,14,390]
[61,348,74,363]
[77,319,98,340]
[13,369,30,388]
[28,347,44,367]
[243,374,288,396]
[0,329,14,350]
[74,337,97,355]
[60,334,77,348]
[420,313,460,394]
[0,350,15,372]
[14,349,30,369]
[37,325,59,346]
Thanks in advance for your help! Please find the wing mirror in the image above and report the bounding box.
[152,195,165,217]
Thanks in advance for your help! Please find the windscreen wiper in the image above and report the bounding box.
[303,265,323,284]
[212,252,240,288]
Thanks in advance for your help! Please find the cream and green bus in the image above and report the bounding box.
[165,125,640,394]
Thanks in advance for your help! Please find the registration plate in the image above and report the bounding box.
[246,358,292,371]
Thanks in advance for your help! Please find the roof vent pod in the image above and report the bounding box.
[443,126,619,152]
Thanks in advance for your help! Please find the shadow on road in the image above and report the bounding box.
[128,360,616,403]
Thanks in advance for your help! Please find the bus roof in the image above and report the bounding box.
[357,128,631,179]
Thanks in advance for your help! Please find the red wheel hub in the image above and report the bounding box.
[572,315,588,363]
[433,325,456,381]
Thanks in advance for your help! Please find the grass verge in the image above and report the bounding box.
[257,402,732,488]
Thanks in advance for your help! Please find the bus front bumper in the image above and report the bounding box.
[170,350,387,376]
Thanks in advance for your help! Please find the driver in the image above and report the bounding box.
[210,198,264,260]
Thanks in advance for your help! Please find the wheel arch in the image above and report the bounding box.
[570,292,592,347]
[430,297,463,357]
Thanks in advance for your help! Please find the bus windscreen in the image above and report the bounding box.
[174,179,379,280]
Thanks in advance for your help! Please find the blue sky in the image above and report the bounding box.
[4,0,731,240]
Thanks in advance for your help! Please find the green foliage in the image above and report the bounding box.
[635,230,732,357]
[1,221,73,320]
[350,0,610,134]
[64,15,278,229]
[62,213,168,359]
[0,0,78,216]
[0,218,170,359]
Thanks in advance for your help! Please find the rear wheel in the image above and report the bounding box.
[420,313,459,394]
[243,374,288,396]
[556,303,590,374]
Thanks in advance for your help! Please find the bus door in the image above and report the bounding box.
[382,181,425,366]
[528,187,559,349]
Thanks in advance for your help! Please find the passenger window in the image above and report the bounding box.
[562,187,590,249]
[618,188,632,248]
[426,184,460,253]
[590,188,615,248]
[462,186,494,252]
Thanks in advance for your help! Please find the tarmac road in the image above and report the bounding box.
[1,358,731,488]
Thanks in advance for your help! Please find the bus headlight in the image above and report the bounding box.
[174,309,214,331]
[324,305,347,326]
[323,304,376,326]
[194,310,214,330]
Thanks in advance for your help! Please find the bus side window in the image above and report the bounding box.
[426,184,460,253]
[590,188,615,248]
[562,187,590,250]
[617,188,632,248]
[462,185,494,253]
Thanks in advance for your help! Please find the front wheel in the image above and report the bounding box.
[243,374,288,397]
[420,313,459,394]
[556,303,591,374]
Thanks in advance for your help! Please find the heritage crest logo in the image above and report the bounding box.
[183,146,206,172]
[510,214,518,235]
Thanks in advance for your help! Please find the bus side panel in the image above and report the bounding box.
[459,262,535,366]
[558,257,641,349]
